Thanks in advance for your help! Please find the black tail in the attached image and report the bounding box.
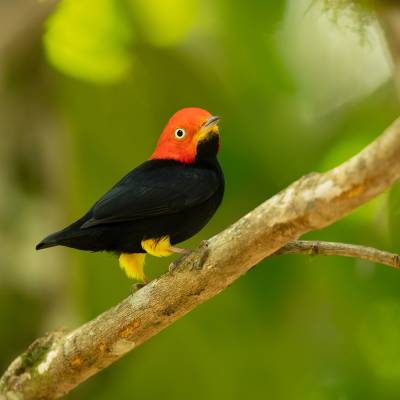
[35,213,91,251]
[36,232,64,250]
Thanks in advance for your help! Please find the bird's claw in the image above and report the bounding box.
[168,260,180,273]
[131,280,149,293]
[168,250,193,273]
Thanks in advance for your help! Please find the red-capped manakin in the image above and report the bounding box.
[36,108,224,282]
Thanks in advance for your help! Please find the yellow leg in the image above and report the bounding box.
[141,236,173,257]
[119,253,146,281]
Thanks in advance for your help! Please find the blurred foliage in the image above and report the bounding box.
[129,0,198,46]
[44,0,134,83]
[1,0,400,399]
[319,0,374,16]
[317,0,374,40]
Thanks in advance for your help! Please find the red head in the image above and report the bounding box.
[150,108,221,163]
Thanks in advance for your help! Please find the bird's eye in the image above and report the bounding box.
[174,128,186,140]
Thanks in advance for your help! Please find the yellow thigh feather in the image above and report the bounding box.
[119,253,146,281]
[118,236,172,281]
[141,236,172,257]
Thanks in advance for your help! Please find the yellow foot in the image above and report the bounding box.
[119,253,146,281]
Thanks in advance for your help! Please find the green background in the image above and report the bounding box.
[1,0,400,399]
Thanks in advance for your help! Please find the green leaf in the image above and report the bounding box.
[44,0,134,83]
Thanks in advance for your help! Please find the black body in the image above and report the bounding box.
[36,136,224,254]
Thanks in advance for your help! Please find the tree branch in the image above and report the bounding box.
[275,240,400,269]
[1,116,400,399]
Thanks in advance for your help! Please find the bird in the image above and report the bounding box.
[36,107,225,282]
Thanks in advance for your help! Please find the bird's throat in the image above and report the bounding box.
[195,134,220,162]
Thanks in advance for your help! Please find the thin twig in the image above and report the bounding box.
[274,240,400,269]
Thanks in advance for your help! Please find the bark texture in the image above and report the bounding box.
[1,116,400,400]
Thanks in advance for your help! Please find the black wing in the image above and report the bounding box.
[82,160,220,228]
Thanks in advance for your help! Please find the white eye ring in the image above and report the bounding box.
[174,128,186,140]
